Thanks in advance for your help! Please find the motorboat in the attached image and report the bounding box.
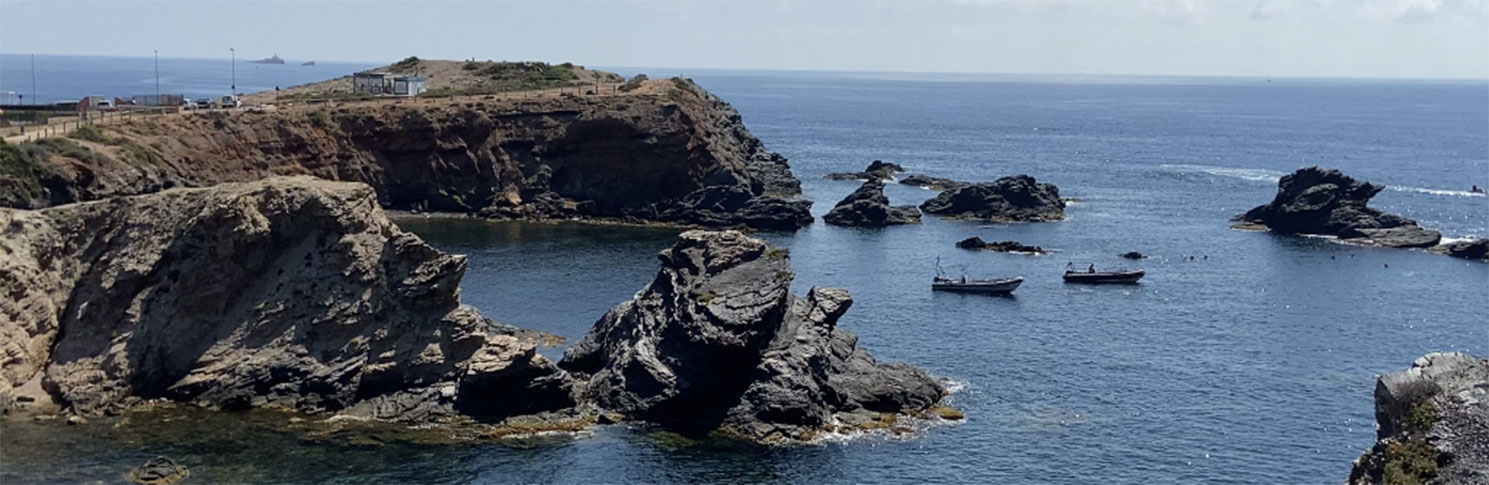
[932,275,1024,294]
[1063,269,1144,284]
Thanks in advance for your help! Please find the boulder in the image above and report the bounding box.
[1348,353,1489,485]
[131,456,189,485]
[823,180,921,226]
[0,177,572,421]
[825,160,904,181]
[955,236,1045,255]
[899,174,969,191]
[1119,251,1146,260]
[1238,167,1441,248]
[559,230,947,442]
[1431,239,1489,262]
[619,73,648,92]
[920,175,1065,222]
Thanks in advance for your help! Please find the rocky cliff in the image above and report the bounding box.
[0,177,573,421]
[559,230,949,442]
[1,78,809,230]
[1349,353,1488,485]
[1238,167,1441,248]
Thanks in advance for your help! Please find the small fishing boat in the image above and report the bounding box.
[933,276,1024,294]
[1063,269,1145,284]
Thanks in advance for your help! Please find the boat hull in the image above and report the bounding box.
[1063,270,1144,284]
[932,277,1023,294]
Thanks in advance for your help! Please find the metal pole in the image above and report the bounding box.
[155,50,160,101]
[31,54,37,105]
[230,48,236,95]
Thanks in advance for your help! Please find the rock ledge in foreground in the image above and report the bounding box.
[1348,352,1489,485]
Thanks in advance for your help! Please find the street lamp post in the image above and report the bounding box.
[154,50,160,101]
[229,47,236,95]
[31,54,37,106]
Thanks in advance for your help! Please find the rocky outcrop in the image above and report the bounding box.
[1118,251,1146,260]
[131,456,189,485]
[920,175,1064,222]
[823,180,921,227]
[1348,353,1489,485]
[1431,239,1489,262]
[899,174,968,191]
[1238,167,1441,248]
[955,236,1045,255]
[0,177,572,421]
[2,78,809,230]
[558,230,948,442]
[825,161,904,181]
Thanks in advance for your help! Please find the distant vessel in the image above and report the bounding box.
[301,61,315,66]
[250,54,285,65]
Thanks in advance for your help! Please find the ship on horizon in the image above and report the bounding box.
[250,54,285,65]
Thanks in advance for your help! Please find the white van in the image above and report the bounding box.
[216,95,241,109]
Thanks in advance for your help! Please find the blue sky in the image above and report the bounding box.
[1,0,1486,79]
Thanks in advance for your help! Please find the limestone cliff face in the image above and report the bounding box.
[1348,353,1489,485]
[0,177,572,420]
[4,78,809,230]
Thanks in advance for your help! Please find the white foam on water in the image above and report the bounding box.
[1159,164,1284,183]
[1386,185,1487,198]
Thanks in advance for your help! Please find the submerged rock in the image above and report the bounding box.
[559,230,947,442]
[920,175,1064,222]
[825,160,905,181]
[0,177,572,421]
[899,174,969,191]
[1431,239,1489,262]
[1118,251,1146,260]
[1238,167,1441,248]
[131,456,189,485]
[823,180,921,226]
[1348,352,1489,485]
[955,236,1046,255]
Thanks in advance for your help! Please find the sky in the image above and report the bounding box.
[1,0,1487,79]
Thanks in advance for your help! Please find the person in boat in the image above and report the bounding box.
[1088,264,1096,274]
[1474,185,1484,193]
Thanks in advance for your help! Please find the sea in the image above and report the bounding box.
[2,54,1487,484]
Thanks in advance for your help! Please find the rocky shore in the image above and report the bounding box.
[1,178,950,444]
[1237,167,1441,248]
[919,174,1065,222]
[823,179,921,226]
[825,160,903,182]
[0,76,810,230]
[1348,353,1488,485]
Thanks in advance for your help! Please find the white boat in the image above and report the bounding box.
[932,276,1024,294]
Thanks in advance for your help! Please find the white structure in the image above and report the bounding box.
[352,72,427,97]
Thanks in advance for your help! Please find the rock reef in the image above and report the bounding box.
[1431,239,1489,262]
[1238,167,1441,248]
[899,174,969,191]
[1348,352,1489,485]
[559,230,948,442]
[825,161,904,182]
[0,177,572,421]
[1,77,810,230]
[955,237,1046,255]
[823,179,921,227]
[919,175,1065,222]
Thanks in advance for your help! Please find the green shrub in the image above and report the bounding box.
[306,110,332,128]
[1382,440,1439,485]
[68,125,111,143]
[1406,402,1438,432]
[0,140,59,204]
[394,56,420,70]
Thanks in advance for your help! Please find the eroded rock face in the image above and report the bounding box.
[920,175,1064,222]
[559,230,946,442]
[2,78,809,230]
[0,177,571,421]
[1348,353,1489,485]
[823,180,921,227]
[825,161,904,182]
[1239,167,1441,248]
[899,174,969,191]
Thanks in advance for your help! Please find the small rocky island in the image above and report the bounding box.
[823,179,921,226]
[956,236,1046,255]
[0,178,952,444]
[825,160,904,181]
[1348,353,1488,485]
[1237,167,1441,248]
[900,174,969,191]
[919,174,1065,222]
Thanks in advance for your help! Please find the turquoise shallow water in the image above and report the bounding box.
[2,63,1487,483]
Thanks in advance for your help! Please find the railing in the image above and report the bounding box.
[1,106,178,143]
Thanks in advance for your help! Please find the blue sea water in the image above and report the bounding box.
[1,57,1486,484]
[0,54,375,103]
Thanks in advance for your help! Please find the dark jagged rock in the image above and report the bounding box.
[0,177,572,422]
[1,76,808,231]
[130,456,189,485]
[1238,167,1441,248]
[920,175,1065,222]
[1119,251,1146,260]
[955,236,1045,255]
[1431,239,1489,262]
[899,174,969,191]
[825,160,905,181]
[1348,353,1489,485]
[823,180,920,227]
[559,230,947,442]
[651,185,814,230]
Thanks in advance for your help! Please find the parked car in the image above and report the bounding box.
[217,95,241,109]
[194,99,213,109]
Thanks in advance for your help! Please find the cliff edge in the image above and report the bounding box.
[1348,353,1489,485]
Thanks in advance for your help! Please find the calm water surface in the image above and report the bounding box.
[2,63,1487,484]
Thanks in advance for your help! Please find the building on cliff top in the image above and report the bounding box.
[352,71,426,96]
